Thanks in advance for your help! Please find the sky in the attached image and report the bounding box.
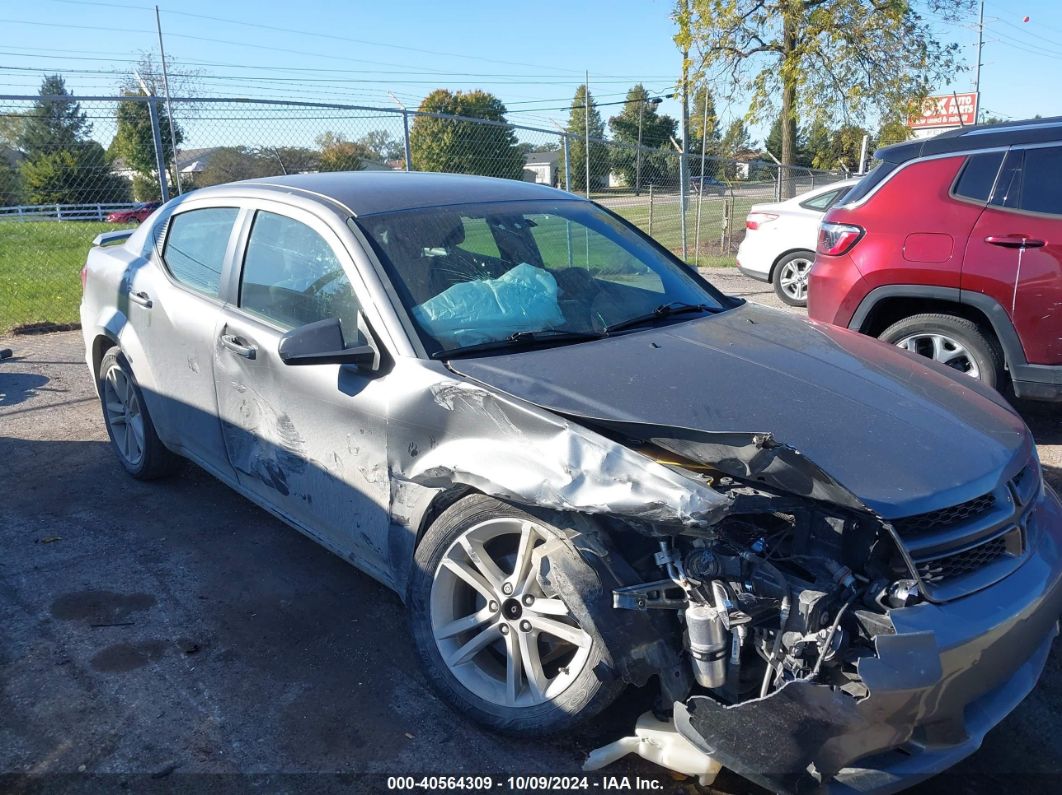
[0,0,1059,153]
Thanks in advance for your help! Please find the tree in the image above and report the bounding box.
[608,84,680,190]
[719,119,754,179]
[562,84,609,193]
[110,89,184,201]
[690,83,720,152]
[410,89,524,180]
[357,130,404,162]
[21,140,129,204]
[19,75,128,204]
[316,132,373,172]
[196,147,276,187]
[680,0,970,195]
[0,158,20,206]
[258,145,320,175]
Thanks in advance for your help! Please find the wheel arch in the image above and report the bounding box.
[91,331,119,383]
[849,285,1028,369]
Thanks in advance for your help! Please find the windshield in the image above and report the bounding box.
[352,200,727,356]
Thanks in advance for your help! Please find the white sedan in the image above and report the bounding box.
[735,179,858,307]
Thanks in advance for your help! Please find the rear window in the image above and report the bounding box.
[1018,146,1062,215]
[799,187,845,211]
[952,151,1004,202]
[837,161,897,205]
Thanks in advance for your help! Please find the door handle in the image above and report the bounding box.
[985,234,1046,249]
[220,334,257,359]
[128,289,152,308]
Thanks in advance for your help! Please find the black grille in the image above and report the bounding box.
[893,492,996,535]
[916,536,1009,583]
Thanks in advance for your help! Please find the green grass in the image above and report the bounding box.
[0,220,136,334]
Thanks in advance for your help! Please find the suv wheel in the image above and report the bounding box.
[878,313,1004,389]
[773,251,814,307]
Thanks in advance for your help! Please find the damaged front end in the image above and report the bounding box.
[391,373,1061,792]
[537,422,1062,793]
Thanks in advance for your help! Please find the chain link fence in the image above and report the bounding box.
[0,94,844,333]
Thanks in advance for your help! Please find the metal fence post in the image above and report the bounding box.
[648,184,654,237]
[678,152,689,261]
[401,109,413,172]
[147,97,170,203]
[563,135,572,193]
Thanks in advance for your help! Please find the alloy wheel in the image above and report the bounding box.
[778,257,812,302]
[895,333,981,379]
[103,365,146,467]
[429,518,593,708]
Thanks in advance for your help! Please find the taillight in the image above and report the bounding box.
[746,212,778,230]
[80,265,88,292]
[818,222,864,255]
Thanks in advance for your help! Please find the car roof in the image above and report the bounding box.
[194,171,585,217]
[876,116,1062,164]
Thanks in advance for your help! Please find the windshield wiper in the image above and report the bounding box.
[432,329,605,359]
[603,302,716,335]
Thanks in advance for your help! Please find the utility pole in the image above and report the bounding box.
[134,70,169,203]
[678,0,691,260]
[974,0,985,124]
[584,70,591,199]
[155,5,181,194]
[635,94,664,197]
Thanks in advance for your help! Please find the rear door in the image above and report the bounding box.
[212,204,393,577]
[963,146,1062,365]
[128,204,241,474]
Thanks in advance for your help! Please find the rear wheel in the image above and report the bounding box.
[772,251,814,307]
[98,347,182,479]
[878,313,1004,389]
[409,495,622,735]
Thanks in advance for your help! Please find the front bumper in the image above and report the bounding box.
[674,485,1062,794]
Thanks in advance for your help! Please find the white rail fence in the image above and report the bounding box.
[0,202,145,221]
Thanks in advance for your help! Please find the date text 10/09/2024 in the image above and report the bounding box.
[386,776,666,791]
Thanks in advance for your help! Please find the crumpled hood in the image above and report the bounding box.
[449,303,1031,519]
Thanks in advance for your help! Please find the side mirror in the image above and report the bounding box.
[278,316,378,370]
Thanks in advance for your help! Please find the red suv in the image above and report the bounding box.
[808,118,1062,401]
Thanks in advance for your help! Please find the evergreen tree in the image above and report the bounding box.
[562,85,608,193]
[19,75,128,204]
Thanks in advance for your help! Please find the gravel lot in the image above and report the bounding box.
[1,269,1060,793]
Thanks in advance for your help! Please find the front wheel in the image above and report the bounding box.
[772,251,814,307]
[878,313,1004,389]
[409,495,623,735]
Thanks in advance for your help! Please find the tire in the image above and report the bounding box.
[409,495,624,735]
[772,251,814,307]
[878,313,1004,389]
[98,347,182,480]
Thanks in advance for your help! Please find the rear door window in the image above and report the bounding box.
[161,207,239,297]
[1017,146,1062,215]
[953,151,1004,203]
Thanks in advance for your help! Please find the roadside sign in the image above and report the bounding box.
[908,93,978,130]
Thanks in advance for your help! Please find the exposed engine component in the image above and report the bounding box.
[684,603,728,688]
[613,486,920,706]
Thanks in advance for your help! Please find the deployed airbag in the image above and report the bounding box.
[412,263,565,346]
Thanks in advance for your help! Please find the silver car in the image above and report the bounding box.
[81,172,1062,792]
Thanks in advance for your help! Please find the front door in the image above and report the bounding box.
[213,207,393,579]
[963,146,1062,365]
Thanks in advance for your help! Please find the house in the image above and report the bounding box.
[523,149,560,186]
